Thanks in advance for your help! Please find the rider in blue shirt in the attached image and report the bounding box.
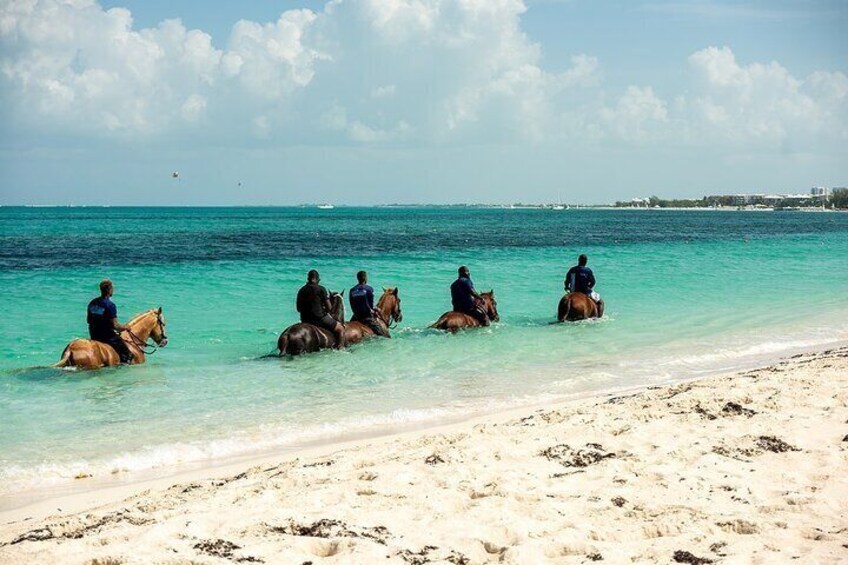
[87,279,133,363]
[349,271,389,337]
[564,254,605,317]
[451,266,490,326]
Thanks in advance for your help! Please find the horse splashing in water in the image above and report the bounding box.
[430,291,500,333]
[344,287,403,345]
[54,308,168,370]
[557,292,602,322]
[277,291,346,356]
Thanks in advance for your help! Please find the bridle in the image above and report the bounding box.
[124,310,167,355]
[376,294,402,329]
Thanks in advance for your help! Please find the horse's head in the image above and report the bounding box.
[378,287,403,324]
[480,290,499,322]
[328,290,345,323]
[150,307,168,346]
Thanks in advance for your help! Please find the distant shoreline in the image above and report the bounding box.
[1,204,845,212]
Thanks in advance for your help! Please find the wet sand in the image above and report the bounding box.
[1,347,846,564]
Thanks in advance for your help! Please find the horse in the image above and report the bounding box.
[430,291,500,333]
[277,291,346,356]
[54,307,168,370]
[344,287,403,345]
[557,292,601,321]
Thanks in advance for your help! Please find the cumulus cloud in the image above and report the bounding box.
[0,1,845,152]
[685,46,848,147]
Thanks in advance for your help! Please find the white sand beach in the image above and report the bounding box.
[1,347,846,564]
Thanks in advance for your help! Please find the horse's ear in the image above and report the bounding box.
[340,289,345,296]
[488,290,494,295]
[392,287,398,296]
[382,286,388,293]
[157,306,162,314]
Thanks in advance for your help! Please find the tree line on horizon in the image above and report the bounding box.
[614,188,848,210]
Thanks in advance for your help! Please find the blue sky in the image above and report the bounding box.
[1,0,846,205]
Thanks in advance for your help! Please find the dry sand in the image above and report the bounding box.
[1,347,847,564]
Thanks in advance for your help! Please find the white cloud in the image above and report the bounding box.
[601,86,669,143]
[686,46,848,146]
[0,2,844,153]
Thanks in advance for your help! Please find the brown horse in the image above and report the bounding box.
[557,292,601,321]
[54,308,168,370]
[344,287,403,345]
[431,291,500,333]
[277,291,346,356]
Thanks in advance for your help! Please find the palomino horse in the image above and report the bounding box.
[557,292,601,321]
[54,307,168,370]
[344,287,403,345]
[277,291,346,356]
[431,291,500,333]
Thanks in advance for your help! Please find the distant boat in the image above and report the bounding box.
[551,204,565,210]
[317,204,335,210]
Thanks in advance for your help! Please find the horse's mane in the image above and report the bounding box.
[127,309,155,325]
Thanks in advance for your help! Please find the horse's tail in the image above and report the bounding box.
[558,295,572,322]
[53,345,72,368]
[277,333,307,356]
[429,314,447,329]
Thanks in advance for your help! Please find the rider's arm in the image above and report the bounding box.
[366,286,376,312]
[466,279,482,300]
[105,303,129,332]
[320,287,333,314]
[587,269,595,289]
[564,268,574,291]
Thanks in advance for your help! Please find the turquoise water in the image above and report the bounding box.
[1,207,847,501]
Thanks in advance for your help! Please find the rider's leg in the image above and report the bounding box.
[473,307,491,327]
[333,322,346,348]
[109,335,133,364]
[596,299,605,318]
[367,319,388,338]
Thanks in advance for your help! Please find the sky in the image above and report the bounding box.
[0,0,846,205]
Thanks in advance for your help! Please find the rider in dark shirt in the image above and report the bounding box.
[87,279,133,363]
[564,254,605,317]
[349,271,389,337]
[450,266,490,326]
[296,269,345,347]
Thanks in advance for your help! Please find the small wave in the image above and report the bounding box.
[0,393,564,497]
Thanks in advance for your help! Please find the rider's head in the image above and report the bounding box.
[458,266,470,278]
[357,270,367,284]
[307,269,320,283]
[578,254,588,267]
[99,279,113,297]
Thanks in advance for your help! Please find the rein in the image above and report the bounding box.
[125,330,159,354]
[123,311,165,355]
[374,308,397,329]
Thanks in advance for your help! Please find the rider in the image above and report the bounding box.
[564,254,604,317]
[296,269,345,348]
[87,279,133,364]
[450,266,490,326]
[349,271,390,338]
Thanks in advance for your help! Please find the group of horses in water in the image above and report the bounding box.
[54,288,602,370]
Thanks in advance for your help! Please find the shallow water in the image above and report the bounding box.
[1,207,847,498]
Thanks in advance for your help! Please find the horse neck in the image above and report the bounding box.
[330,300,344,322]
[127,311,155,341]
[376,293,395,321]
[481,297,494,317]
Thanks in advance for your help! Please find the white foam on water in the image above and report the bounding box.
[0,392,564,499]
